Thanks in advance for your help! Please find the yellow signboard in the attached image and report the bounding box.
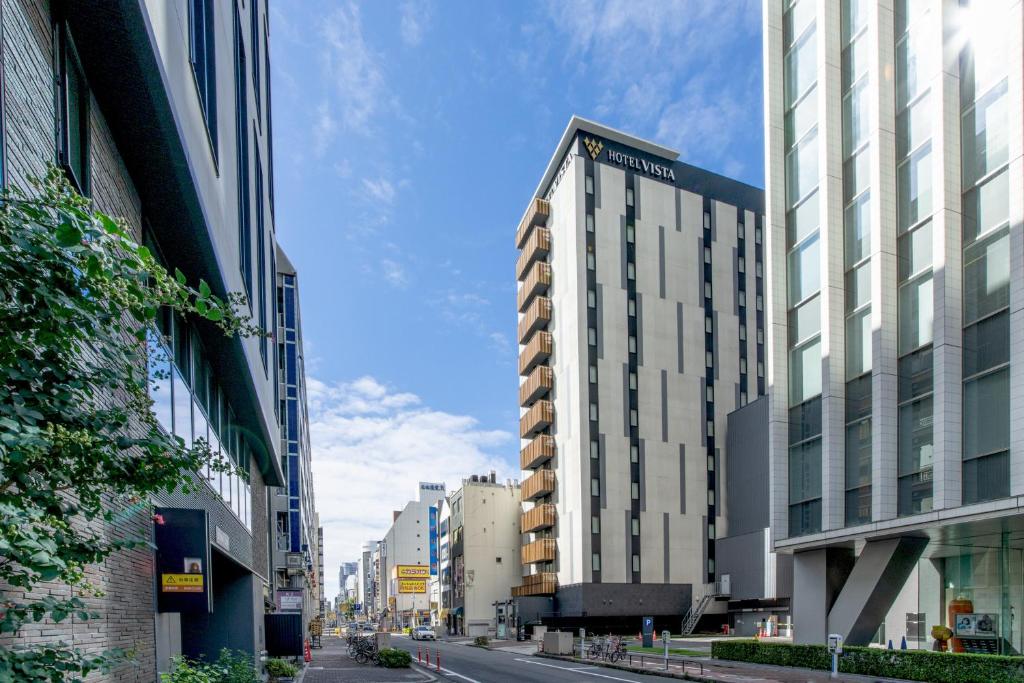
[394,564,430,579]
[161,573,204,593]
[397,578,427,594]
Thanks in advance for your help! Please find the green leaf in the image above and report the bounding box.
[205,307,224,322]
[199,279,211,298]
[56,222,83,247]
[174,268,186,285]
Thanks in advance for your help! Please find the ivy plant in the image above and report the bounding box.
[0,169,260,682]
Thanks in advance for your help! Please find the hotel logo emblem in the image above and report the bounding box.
[583,137,603,160]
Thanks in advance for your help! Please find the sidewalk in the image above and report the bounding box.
[302,637,434,683]
[540,652,915,683]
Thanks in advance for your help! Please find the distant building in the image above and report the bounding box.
[439,474,522,637]
[380,483,445,629]
[358,541,379,616]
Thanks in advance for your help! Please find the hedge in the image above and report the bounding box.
[377,648,412,668]
[712,640,1024,683]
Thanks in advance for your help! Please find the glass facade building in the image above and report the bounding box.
[766,0,1024,650]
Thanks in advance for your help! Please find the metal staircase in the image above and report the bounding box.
[681,581,728,635]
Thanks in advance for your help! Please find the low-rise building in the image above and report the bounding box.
[439,474,522,637]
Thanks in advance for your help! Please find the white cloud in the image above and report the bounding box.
[322,3,387,135]
[312,102,337,156]
[399,1,430,47]
[361,177,396,204]
[307,376,515,600]
[380,258,409,287]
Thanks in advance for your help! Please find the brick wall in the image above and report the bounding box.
[1,0,153,679]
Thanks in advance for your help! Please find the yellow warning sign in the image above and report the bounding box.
[161,573,204,593]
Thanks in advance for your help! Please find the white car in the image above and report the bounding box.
[411,626,436,641]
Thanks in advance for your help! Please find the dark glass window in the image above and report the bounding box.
[963,451,1010,505]
[255,140,267,370]
[56,24,89,194]
[963,311,1009,378]
[788,397,822,445]
[190,0,218,153]
[251,0,261,121]
[234,8,252,301]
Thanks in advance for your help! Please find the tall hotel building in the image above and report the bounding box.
[514,117,764,628]
[765,0,1024,650]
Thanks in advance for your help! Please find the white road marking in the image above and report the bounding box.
[512,658,644,682]
[435,665,482,683]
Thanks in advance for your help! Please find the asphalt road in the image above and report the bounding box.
[389,636,689,683]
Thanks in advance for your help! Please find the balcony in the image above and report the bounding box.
[522,470,556,502]
[512,572,557,597]
[520,434,555,470]
[521,538,557,564]
[520,400,553,438]
[519,366,553,407]
[515,227,551,281]
[518,331,552,376]
[521,502,556,532]
[515,198,550,249]
[518,296,552,344]
[517,261,552,312]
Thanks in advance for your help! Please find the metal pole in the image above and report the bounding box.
[831,651,838,678]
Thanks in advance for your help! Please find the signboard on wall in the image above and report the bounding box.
[154,507,211,614]
[429,506,438,576]
[395,565,430,579]
[398,579,427,594]
[276,589,303,612]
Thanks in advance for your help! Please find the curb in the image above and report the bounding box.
[534,652,715,683]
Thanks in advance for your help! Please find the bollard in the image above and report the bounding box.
[417,645,422,663]
[436,650,441,672]
[426,649,431,667]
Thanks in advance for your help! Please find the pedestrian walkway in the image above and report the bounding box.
[542,652,914,683]
[303,636,434,683]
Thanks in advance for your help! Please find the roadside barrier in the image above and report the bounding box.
[436,650,441,672]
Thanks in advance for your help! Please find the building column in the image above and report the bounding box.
[764,0,790,542]
[818,0,846,532]
[871,0,899,522]
[792,547,855,644]
[931,0,965,510]
[1006,0,1024,495]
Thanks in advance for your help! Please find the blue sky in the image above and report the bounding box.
[268,0,763,599]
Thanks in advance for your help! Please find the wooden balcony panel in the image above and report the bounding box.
[518,331,552,376]
[520,503,556,532]
[521,538,557,564]
[512,572,557,597]
[520,434,555,470]
[517,296,552,344]
[517,262,552,312]
[515,227,551,281]
[519,400,553,438]
[515,198,551,249]
[519,366,553,407]
[521,470,556,502]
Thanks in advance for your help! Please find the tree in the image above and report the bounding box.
[0,169,259,681]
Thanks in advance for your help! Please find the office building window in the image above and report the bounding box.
[626,187,634,206]
[704,246,712,264]
[632,554,640,573]
[627,262,636,280]
[585,174,594,194]
[591,553,601,571]
[234,8,252,301]
[589,365,598,383]
[589,403,598,421]
[631,518,640,535]
[590,440,599,459]
[628,336,637,353]
[631,482,639,499]
[591,516,600,533]
[706,351,713,367]
[706,420,714,437]
[739,291,747,307]
[189,0,218,153]
[626,225,635,243]
[706,385,714,402]
[588,289,597,308]
[738,256,745,273]
[628,298,636,317]
[587,252,596,270]
[250,0,261,120]
[591,478,600,496]
[586,213,594,232]
[629,372,637,390]
[588,327,597,346]
[704,282,712,299]
[630,410,639,427]
[630,445,639,463]
[705,316,713,333]
[739,324,747,341]
[56,24,89,194]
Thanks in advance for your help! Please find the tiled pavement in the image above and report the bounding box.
[302,636,434,683]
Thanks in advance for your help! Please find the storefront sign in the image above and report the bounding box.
[395,565,430,579]
[398,579,427,594]
[153,507,211,614]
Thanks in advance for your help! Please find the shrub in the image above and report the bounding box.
[160,657,216,683]
[473,636,490,647]
[265,658,298,679]
[377,648,412,668]
[215,649,259,683]
[712,639,1024,683]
